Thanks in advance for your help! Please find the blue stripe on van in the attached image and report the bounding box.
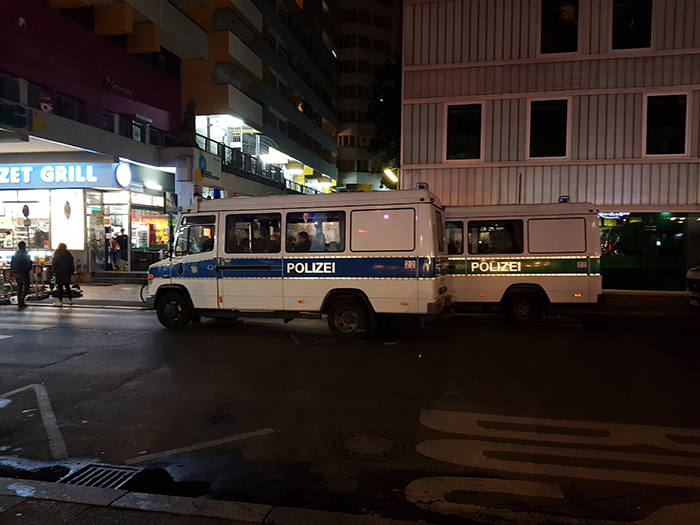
[151,257,441,279]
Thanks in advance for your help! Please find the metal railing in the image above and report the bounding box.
[196,134,321,194]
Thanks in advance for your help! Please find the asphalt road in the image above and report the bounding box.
[0,299,699,524]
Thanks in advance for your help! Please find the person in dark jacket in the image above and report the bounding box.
[52,243,75,306]
[10,241,32,310]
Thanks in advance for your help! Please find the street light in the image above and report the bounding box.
[383,167,399,190]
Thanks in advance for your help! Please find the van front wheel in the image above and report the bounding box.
[157,292,192,329]
[327,299,369,337]
[506,293,544,323]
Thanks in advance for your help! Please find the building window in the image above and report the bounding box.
[338,159,355,171]
[358,9,372,24]
[340,60,357,73]
[339,9,357,22]
[446,103,482,160]
[529,99,568,158]
[373,14,392,30]
[357,60,372,74]
[340,34,356,47]
[358,35,372,49]
[373,39,392,54]
[612,0,653,50]
[338,134,357,147]
[646,94,687,156]
[541,0,578,54]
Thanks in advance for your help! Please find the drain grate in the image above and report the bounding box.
[328,429,408,462]
[58,464,140,489]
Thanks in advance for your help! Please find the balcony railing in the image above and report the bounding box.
[196,134,321,194]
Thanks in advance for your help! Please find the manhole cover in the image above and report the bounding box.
[328,430,408,461]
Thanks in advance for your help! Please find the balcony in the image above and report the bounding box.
[195,134,320,194]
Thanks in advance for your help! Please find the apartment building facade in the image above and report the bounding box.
[401,0,700,289]
[181,0,340,194]
[336,0,401,191]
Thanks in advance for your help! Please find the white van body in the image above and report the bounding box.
[147,190,450,335]
[444,203,602,321]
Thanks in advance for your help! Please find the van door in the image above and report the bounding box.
[217,212,284,311]
[171,214,219,310]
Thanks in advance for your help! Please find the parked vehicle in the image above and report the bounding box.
[146,190,450,336]
[444,203,602,322]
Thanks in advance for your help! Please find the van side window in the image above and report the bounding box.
[189,225,215,254]
[174,215,216,256]
[446,221,464,254]
[435,210,446,253]
[467,220,523,254]
[529,218,586,253]
[286,211,345,252]
[351,208,415,251]
[225,214,282,253]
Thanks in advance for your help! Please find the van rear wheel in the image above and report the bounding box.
[157,292,192,329]
[506,293,544,323]
[327,299,369,337]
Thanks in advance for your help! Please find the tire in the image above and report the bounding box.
[506,293,544,323]
[156,292,192,329]
[327,298,369,337]
[140,283,148,304]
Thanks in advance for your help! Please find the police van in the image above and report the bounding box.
[146,189,450,336]
[444,203,602,322]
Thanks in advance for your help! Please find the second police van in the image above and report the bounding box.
[444,203,603,322]
[147,189,450,336]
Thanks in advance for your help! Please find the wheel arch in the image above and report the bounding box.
[321,288,375,315]
[499,284,550,306]
[154,285,196,312]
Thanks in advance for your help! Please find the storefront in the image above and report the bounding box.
[0,161,175,273]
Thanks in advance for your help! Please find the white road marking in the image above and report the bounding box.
[406,476,564,503]
[420,409,700,452]
[124,428,278,465]
[0,323,52,331]
[0,335,12,340]
[417,439,700,488]
[0,384,67,459]
[415,410,700,489]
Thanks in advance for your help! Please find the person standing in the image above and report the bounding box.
[116,228,129,270]
[52,243,75,306]
[10,241,32,311]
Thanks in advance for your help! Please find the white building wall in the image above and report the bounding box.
[401,0,700,210]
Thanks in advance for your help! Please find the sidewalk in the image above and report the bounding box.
[0,477,423,525]
[22,283,146,310]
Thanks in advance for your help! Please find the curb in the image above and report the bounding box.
[0,477,425,525]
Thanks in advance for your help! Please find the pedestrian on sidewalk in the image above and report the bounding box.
[10,241,32,311]
[52,243,75,307]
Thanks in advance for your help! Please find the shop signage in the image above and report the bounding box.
[102,76,133,98]
[0,163,121,189]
